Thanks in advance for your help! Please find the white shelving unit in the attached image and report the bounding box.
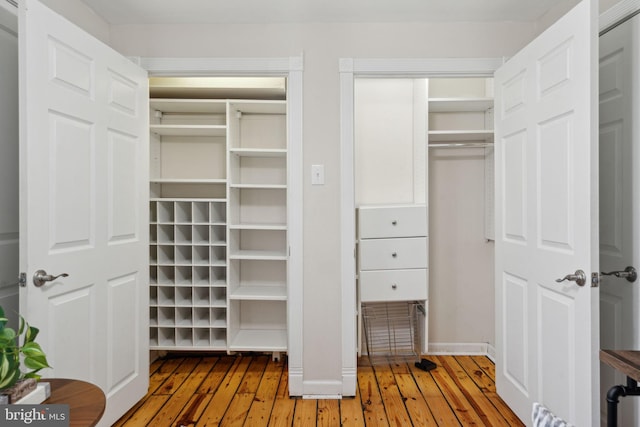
[227,100,288,354]
[148,94,288,356]
[428,78,494,146]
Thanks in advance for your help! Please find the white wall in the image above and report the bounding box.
[39,0,110,43]
[106,20,537,388]
[428,148,495,345]
[355,79,422,206]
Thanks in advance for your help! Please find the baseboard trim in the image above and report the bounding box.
[427,342,495,358]
[301,380,344,398]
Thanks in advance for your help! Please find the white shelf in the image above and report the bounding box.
[229,285,287,301]
[228,329,287,351]
[229,223,287,231]
[428,130,494,142]
[229,184,287,190]
[229,250,287,261]
[150,178,227,185]
[229,100,286,115]
[428,97,493,112]
[150,124,226,137]
[150,197,226,202]
[230,148,287,157]
[150,99,227,114]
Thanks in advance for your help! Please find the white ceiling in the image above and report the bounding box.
[80,0,564,25]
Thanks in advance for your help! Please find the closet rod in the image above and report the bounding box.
[428,143,493,148]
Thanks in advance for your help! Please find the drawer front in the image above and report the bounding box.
[360,269,428,302]
[359,237,427,270]
[358,205,427,239]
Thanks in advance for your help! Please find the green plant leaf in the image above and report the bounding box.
[0,306,6,330]
[17,315,24,336]
[0,353,19,390]
[0,327,16,345]
[21,342,47,358]
[23,355,50,370]
[22,372,42,380]
[0,306,50,390]
[0,369,20,390]
[24,325,39,345]
[21,343,51,370]
[0,353,10,380]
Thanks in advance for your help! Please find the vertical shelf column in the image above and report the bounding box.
[227,101,288,353]
[148,98,229,351]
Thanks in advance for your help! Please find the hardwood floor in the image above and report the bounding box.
[114,354,524,426]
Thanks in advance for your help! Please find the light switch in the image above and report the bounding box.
[311,164,325,185]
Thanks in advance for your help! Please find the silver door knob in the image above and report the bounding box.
[555,269,586,287]
[33,270,69,287]
[601,266,637,283]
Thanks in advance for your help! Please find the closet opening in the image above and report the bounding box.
[354,76,495,363]
[148,76,292,359]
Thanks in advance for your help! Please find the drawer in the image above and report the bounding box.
[359,269,428,302]
[358,205,427,239]
[359,237,428,270]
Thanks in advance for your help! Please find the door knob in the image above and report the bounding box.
[601,266,637,283]
[33,270,69,287]
[555,269,586,287]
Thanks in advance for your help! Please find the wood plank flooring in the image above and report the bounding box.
[114,354,524,426]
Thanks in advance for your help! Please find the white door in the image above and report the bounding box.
[494,0,599,425]
[19,1,149,425]
[599,12,640,426]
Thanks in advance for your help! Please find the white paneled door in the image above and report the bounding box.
[494,0,599,425]
[19,1,149,425]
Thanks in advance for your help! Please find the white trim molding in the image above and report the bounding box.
[140,55,304,397]
[600,0,640,34]
[139,56,302,76]
[428,342,496,358]
[339,57,501,398]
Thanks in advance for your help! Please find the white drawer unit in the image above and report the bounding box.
[357,204,429,356]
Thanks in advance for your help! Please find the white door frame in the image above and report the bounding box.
[138,56,305,394]
[338,57,502,395]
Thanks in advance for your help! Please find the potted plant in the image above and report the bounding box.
[0,306,51,402]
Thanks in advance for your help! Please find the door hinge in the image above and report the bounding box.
[18,272,26,287]
[591,272,600,288]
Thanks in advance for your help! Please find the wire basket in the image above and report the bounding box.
[362,301,424,364]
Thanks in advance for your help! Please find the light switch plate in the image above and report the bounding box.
[311,164,325,185]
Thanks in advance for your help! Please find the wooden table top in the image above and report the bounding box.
[43,378,106,427]
[600,350,640,382]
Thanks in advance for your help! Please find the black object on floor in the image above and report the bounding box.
[415,358,437,371]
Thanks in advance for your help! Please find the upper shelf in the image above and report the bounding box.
[229,100,286,115]
[428,97,494,113]
[150,99,227,114]
[428,130,494,143]
[150,124,226,137]
[229,148,287,157]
